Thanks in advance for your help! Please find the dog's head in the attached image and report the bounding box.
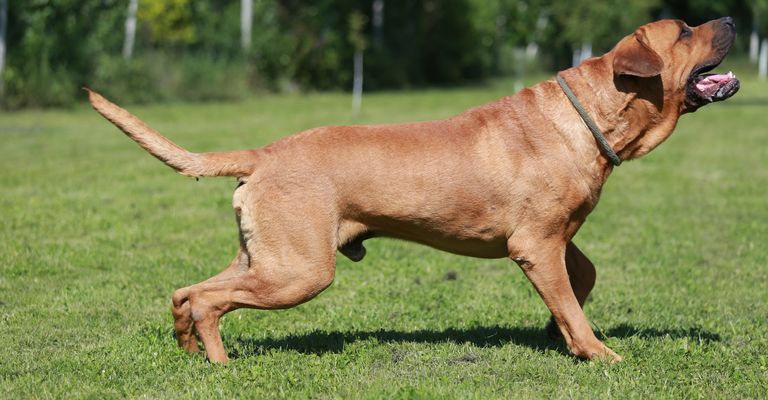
[611,17,739,113]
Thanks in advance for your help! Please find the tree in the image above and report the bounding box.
[123,0,138,60]
[494,0,548,90]
[137,0,196,45]
[761,39,768,79]
[550,0,659,67]
[372,0,384,48]
[241,0,252,51]
[743,0,768,77]
[349,10,367,115]
[1,0,126,108]
[0,0,6,94]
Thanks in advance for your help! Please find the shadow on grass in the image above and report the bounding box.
[226,323,720,360]
[228,325,558,359]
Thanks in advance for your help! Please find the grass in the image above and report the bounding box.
[1,69,767,398]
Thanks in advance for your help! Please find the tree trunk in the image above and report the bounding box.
[514,46,525,93]
[241,0,253,51]
[572,42,592,67]
[750,25,759,62]
[352,50,364,115]
[759,39,767,80]
[580,42,592,62]
[372,0,384,48]
[123,0,138,60]
[1,0,9,94]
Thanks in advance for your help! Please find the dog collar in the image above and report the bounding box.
[555,73,622,166]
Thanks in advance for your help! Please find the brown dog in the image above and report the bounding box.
[88,18,739,363]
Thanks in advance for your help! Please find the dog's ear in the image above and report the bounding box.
[612,30,664,78]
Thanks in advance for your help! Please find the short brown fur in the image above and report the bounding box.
[89,18,737,363]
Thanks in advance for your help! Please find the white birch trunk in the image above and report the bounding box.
[526,42,538,59]
[0,0,6,92]
[241,0,253,51]
[514,46,525,93]
[750,27,759,62]
[352,50,363,115]
[581,42,592,62]
[0,0,5,94]
[123,0,138,60]
[572,49,580,68]
[572,42,592,67]
[759,39,768,80]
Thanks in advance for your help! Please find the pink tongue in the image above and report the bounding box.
[707,74,732,83]
[695,72,735,94]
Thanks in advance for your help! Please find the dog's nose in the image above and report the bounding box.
[722,16,735,30]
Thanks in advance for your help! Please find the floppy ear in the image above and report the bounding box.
[612,31,664,77]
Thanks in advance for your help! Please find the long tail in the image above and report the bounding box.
[86,88,259,178]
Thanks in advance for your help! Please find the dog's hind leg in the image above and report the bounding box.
[183,250,336,363]
[171,249,250,353]
[546,241,596,339]
[179,179,338,363]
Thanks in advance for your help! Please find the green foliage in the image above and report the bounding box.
[0,1,761,108]
[498,0,549,47]
[91,52,249,104]
[749,0,768,34]
[551,0,661,52]
[187,1,242,54]
[252,1,354,90]
[2,0,124,108]
[137,0,197,45]
[664,0,750,26]
[363,0,493,89]
[348,11,368,52]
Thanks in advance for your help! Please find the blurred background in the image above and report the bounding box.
[0,0,766,109]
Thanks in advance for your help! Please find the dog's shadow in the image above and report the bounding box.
[227,323,721,360]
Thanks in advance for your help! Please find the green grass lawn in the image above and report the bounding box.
[1,70,767,398]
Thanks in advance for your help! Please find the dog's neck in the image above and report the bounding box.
[560,56,683,166]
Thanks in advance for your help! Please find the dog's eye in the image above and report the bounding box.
[678,26,692,40]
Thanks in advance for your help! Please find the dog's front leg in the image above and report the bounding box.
[510,239,620,361]
[545,241,596,339]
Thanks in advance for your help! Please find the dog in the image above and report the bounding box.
[88,17,739,363]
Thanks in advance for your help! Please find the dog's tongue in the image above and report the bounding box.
[707,72,735,83]
[695,71,737,99]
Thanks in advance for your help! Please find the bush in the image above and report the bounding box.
[2,58,75,109]
[91,52,249,104]
[91,55,165,104]
[174,54,249,102]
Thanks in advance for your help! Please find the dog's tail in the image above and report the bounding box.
[86,88,258,178]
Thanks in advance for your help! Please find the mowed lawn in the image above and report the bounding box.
[1,71,767,398]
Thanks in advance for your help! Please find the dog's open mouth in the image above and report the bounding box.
[687,64,740,106]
